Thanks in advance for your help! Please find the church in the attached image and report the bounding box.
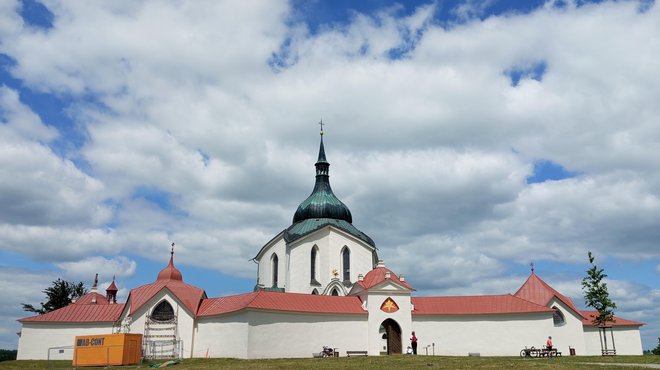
[16,133,644,360]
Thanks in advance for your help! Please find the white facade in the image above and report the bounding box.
[413,313,551,356]
[17,323,114,360]
[583,326,644,356]
[255,226,377,295]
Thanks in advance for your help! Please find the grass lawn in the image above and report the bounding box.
[1,355,659,370]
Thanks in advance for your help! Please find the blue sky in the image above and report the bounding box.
[0,0,658,351]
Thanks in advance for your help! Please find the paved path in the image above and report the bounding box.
[581,363,660,369]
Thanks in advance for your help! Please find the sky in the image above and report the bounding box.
[0,0,658,351]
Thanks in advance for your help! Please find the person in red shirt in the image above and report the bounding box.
[546,336,553,350]
[410,331,418,355]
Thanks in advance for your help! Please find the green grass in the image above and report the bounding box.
[1,355,658,369]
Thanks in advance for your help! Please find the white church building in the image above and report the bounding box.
[16,134,644,359]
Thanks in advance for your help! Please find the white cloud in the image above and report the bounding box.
[55,256,136,281]
[0,86,58,142]
[0,267,56,349]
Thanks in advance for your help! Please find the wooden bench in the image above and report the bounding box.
[346,350,368,357]
[540,346,561,357]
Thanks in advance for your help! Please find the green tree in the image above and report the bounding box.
[652,338,660,355]
[581,251,617,325]
[0,349,17,362]
[22,279,87,314]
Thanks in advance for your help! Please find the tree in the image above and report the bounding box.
[652,338,660,355]
[22,279,87,314]
[582,251,617,355]
[581,251,617,325]
[0,349,17,362]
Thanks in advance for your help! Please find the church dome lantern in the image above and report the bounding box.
[157,243,183,282]
[292,133,353,224]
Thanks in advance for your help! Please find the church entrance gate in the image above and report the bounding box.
[380,319,402,355]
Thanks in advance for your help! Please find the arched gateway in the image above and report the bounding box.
[380,319,402,355]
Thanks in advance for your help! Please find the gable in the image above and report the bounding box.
[368,279,412,292]
[127,281,205,317]
[132,288,197,320]
[252,230,286,261]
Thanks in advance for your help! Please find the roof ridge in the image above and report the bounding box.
[507,293,554,310]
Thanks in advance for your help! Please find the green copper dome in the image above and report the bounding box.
[292,136,353,224]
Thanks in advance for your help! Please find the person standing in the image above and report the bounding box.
[546,336,553,351]
[410,331,418,355]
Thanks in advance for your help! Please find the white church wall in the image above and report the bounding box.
[328,230,374,284]
[583,326,643,355]
[257,238,286,289]
[412,313,552,356]
[193,311,249,358]
[287,231,326,293]
[246,310,368,359]
[128,290,197,358]
[546,298,587,356]
[17,322,114,360]
[286,227,375,294]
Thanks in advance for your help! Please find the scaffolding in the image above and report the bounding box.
[142,314,181,359]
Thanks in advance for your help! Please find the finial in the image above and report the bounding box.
[93,273,98,288]
[171,242,175,256]
[530,262,535,274]
[319,119,325,136]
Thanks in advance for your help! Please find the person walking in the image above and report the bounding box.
[410,331,418,355]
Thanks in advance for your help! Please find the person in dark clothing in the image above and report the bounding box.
[410,331,418,355]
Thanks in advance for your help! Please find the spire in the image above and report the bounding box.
[316,134,329,176]
[157,242,183,281]
[91,273,98,304]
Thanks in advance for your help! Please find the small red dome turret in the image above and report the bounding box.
[157,243,183,282]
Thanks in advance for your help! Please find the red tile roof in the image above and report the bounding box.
[580,311,644,327]
[18,303,125,323]
[514,273,585,319]
[198,290,366,317]
[128,280,205,316]
[355,267,414,290]
[412,294,555,315]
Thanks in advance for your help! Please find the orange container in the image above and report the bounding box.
[73,333,142,367]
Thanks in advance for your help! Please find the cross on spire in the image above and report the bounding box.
[530,262,535,274]
[319,119,325,136]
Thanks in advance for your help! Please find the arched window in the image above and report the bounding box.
[151,300,174,322]
[341,247,350,282]
[331,288,339,296]
[552,307,565,326]
[310,246,319,284]
[271,254,279,287]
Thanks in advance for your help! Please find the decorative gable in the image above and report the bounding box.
[380,297,399,313]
